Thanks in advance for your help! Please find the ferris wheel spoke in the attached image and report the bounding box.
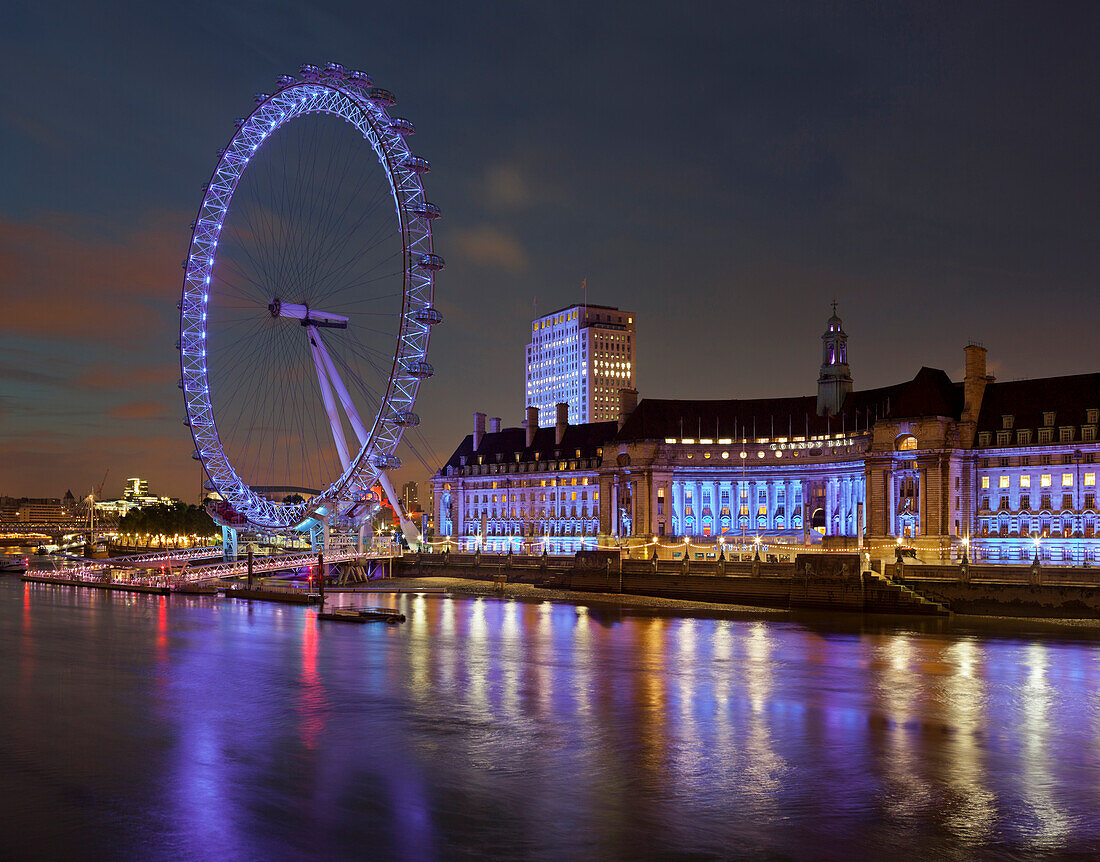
[306,177,395,304]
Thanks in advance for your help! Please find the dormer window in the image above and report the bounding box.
[1002,415,1014,429]
[1089,409,1099,424]
[978,432,991,447]
[1018,429,1032,445]
[896,434,918,451]
[1043,411,1055,427]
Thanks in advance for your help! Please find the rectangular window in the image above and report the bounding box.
[1041,474,1052,487]
[1060,428,1073,442]
[1020,475,1031,488]
[1021,494,1030,510]
[981,477,990,490]
[1039,429,1053,443]
[1086,473,1096,487]
[1063,473,1074,487]
[999,476,1010,489]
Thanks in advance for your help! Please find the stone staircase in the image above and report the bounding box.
[870,573,952,616]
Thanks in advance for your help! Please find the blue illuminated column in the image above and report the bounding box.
[887,471,896,537]
[842,476,852,534]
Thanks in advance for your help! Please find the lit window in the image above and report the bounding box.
[1041,474,1052,488]
[1086,473,1096,487]
[1063,473,1074,487]
[981,477,990,490]
[999,476,1010,489]
[1020,475,1031,488]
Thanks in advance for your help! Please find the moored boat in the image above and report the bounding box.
[0,555,29,575]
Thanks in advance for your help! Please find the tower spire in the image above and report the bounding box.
[817,302,852,416]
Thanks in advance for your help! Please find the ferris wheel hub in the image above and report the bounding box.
[270,299,349,329]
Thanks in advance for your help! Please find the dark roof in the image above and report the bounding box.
[542,302,620,318]
[976,373,1100,432]
[615,367,964,442]
[441,421,619,470]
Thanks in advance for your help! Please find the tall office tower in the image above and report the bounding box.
[525,304,636,425]
[401,480,419,512]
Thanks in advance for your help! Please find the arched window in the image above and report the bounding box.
[896,434,918,451]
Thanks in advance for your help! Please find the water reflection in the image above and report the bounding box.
[3,581,1100,860]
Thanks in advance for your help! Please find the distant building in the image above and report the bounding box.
[401,481,419,512]
[123,478,150,502]
[525,303,636,426]
[12,498,65,522]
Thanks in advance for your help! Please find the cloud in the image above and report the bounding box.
[0,211,183,341]
[485,163,531,209]
[78,362,178,390]
[451,225,529,274]
[107,400,169,420]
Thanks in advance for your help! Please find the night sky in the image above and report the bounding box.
[1,1,1097,502]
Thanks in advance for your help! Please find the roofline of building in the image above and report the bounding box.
[536,302,621,320]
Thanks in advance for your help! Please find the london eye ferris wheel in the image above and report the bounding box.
[178,63,442,538]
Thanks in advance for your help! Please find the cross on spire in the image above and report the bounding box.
[831,298,838,315]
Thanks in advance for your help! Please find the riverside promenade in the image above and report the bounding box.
[395,551,1100,619]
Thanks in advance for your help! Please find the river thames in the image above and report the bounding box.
[2,578,1099,861]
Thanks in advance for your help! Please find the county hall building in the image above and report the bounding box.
[432,307,1100,564]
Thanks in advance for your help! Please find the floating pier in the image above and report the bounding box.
[22,573,171,595]
[317,604,406,624]
[223,585,320,604]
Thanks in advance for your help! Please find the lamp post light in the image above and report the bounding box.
[1033,535,1041,563]
[962,535,969,565]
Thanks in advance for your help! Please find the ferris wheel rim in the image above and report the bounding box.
[178,67,441,532]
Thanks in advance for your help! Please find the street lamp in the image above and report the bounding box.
[1033,535,1041,563]
[962,535,969,565]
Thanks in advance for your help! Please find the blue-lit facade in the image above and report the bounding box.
[432,407,612,554]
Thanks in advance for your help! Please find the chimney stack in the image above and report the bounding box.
[473,412,486,451]
[618,388,638,430]
[525,406,538,448]
[555,402,568,446]
[489,417,501,434]
[962,344,989,427]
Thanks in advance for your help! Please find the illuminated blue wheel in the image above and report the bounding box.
[178,63,442,533]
